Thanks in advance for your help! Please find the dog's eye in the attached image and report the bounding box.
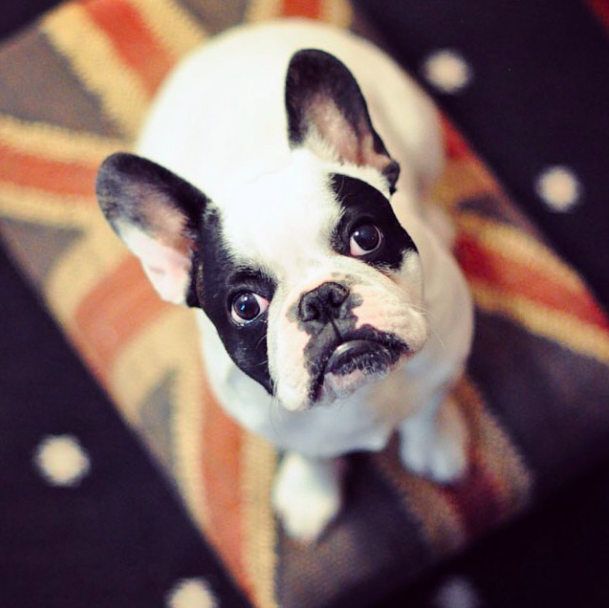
[349,224,383,256]
[231,292,269,325]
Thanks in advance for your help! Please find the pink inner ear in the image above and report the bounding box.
[139,193,194,257]
[120,224,193,305]
[306,96,391,173]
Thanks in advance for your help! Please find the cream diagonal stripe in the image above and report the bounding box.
[0,114,127,164]
[246,0,283,22]
[127,0,207,59]
[242,434,279,608]
[321,0,353,27]
[46,221,131,322]
[110,307,211,528]
[458,213,587,295]
[432,158,499,210]
[41,3,150,138]
[472,282,609,364]
[0,183,94,228]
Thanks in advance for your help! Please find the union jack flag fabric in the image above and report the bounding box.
[0,1,608,607]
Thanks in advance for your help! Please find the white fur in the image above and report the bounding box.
[136,20,474,541]
[272,453,343,542]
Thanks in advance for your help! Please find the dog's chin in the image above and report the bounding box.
[320,366,391,402]
[311,336,409,406]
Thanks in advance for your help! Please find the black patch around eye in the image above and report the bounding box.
[195,206,276,394]
[330,174,417,270]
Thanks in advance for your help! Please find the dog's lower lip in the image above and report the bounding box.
[308,331,409,404]
[325,339,392,376]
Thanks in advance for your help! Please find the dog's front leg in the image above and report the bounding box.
[272,452,343,543]
[398,392,469,483]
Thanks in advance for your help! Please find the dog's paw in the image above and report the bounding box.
[399,397,469,484]
[272,453,342,543]
[400,429,467,483]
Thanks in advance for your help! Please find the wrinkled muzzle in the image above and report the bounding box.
[269,276,429,411]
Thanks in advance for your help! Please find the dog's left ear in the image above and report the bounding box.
[96,153,207,306]
[285,49,400,192]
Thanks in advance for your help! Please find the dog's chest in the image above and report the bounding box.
[223,367,401,457]
[197,310,411,457]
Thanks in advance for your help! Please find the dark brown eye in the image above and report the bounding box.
[230,292,269,325]
[350,224,383,256]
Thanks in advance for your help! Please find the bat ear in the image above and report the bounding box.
[96,153,208,305]
[285,49,400,192]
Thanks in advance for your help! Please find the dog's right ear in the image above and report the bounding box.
[96,153,207,306]
[285,49,400,193]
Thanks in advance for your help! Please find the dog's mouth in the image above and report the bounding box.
[326,340,396,376]
[309,329,409,403]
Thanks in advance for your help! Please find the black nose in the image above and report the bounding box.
[298,282,350,323]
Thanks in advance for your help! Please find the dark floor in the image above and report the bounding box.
[0,1,61,40]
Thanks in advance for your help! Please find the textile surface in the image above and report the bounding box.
[0,237,252,608]
[0,1,608,607]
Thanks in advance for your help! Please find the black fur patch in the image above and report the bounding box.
[96,152,208,308]
[195,207,276,394]
[330,173,417,271]
[96,153,206,241]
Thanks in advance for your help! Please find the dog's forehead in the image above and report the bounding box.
[217,152,343,276]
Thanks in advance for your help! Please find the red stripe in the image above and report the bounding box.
[200,379,252,595]
[587,0,609,31]
[74,257,168,372]
[281,0,321,19]
[457,233,609,332]
[0,143,97,198]
[441,118,472,160]
[441,456,504,537]
[82,0,175,95]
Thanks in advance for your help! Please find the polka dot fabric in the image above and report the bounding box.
[34,435,91,486]
[535,166,582,212]
[0,247,250,608]
[167,579,218,608]
[355,0,609,309]
[422,50,473,94]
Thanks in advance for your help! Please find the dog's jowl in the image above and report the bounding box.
[96,20,474,542]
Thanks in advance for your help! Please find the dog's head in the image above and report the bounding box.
[97,49,429,411]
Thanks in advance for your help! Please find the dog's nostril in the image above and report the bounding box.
[298,282,350,323]
[299,296,318,322]
[327,283,349,307]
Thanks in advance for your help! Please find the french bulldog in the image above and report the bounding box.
[96,19,474,542]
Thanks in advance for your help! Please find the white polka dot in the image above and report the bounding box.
[434,576,480,608]
[423,50,472,93]
[535,165,582,211]
[167,578,217,608]
[34,435,90,487]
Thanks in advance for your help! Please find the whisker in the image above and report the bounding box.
[408,303,430,315]
[429,324,446,352]
[255,334,267,349]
